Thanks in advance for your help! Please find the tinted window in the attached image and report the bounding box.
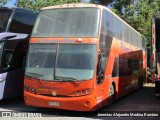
[2,41,28,71]
[112,57,140,77]
[3,50,24,71]
[112,57,119,77]
[0,10,12,32]
[32,8,100,37]
[101,10,113,37]
[102,9,144,49]
[9,11,36,34]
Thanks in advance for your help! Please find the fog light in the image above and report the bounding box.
[85,101,90,106]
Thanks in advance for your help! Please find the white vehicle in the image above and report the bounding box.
[0,7,37,100]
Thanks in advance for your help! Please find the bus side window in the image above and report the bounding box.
[3,50,24,71]
[97,51,105,84]
[97,10,113,84]
[112,57,119,77]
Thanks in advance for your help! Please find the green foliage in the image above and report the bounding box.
[90,0,134,16]
[147,67,152,82]
[122,0,159,48]
[17,0,82,12]
[0,0,7,7]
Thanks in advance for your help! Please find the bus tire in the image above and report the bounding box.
[138,76,144,89]
[156,96,160,99]
[108,84,115,105]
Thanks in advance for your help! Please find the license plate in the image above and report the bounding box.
[49,102,60,106]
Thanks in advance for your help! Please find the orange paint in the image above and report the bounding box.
[24,4,146,111]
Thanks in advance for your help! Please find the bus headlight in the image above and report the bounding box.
[82,90,86,94]
[72,88,92,96]
[87,88,92,94]
[24,85,37,94]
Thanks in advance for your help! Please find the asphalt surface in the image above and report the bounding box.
[0,83,159,120]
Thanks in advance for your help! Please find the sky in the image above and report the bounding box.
[4,0,18,7]
[84,0,90,2]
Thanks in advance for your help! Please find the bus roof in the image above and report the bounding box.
[41,3,142,37]
[41,3,100,10]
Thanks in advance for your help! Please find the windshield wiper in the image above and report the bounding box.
[55,76,81,82]
[25,72,47,82]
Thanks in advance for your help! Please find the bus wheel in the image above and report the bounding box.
[108,84,115,105]
[156,96,160,99]
[138,76,144,89]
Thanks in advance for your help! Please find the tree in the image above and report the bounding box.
[122,0,159,48]
[0,0,7,7]
[17,0,82,12]
[91,0,159,41]
[90,0,134,16]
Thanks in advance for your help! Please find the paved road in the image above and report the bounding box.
[0,83,160,120]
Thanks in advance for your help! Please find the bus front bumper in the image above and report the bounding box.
[24,91,97,111]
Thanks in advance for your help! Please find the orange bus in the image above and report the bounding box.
[24,3,147,111]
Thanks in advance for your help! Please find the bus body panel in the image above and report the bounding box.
[24,91,97,111]
[24,77,94,97]
[25,36,145,111]
[2,69,24,99]
[29,37,98,44]
[104,37,144,99]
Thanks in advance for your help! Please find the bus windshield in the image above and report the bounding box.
[0,10,12,32]
[32,8,100,37]
[25,44,96,81]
